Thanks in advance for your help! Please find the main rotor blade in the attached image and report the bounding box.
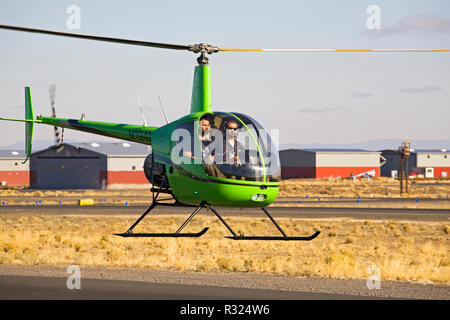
[1,25,447,54]
[0,24,190,51]
[219,48,449,52]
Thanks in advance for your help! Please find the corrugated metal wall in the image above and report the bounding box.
[106,156,148,185]
[280,149,381,179]
[417,153,450,167]
[30,145,107,189]
[280,150,315,179]
[316,152,380,167]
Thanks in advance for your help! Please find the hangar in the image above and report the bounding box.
[280,149,383,179]
[29,142,150,189]
[415,149,450,178]
[381,149,450,178]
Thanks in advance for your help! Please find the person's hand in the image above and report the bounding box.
[183,151,197,159]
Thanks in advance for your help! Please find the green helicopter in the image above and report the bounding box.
[0,25,447,240]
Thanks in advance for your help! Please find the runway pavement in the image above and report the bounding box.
[0,204,448,221]
[0,275,365,300]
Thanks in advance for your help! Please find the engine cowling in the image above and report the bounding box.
[143,153,166,187]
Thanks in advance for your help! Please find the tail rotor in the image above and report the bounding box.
[49,84,61,145]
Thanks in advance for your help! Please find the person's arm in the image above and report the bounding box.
[183,151,198,159]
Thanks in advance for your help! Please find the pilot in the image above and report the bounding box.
[183,115,212,160]
[205,118,245,180]
[223,119,244,166]
[202,117,245,179]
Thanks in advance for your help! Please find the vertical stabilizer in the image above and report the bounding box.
[24,87,34,163]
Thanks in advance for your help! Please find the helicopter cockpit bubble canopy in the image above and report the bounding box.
[172,112,281,183]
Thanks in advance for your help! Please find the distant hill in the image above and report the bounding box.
[3,138,449,152]
[0,138,129,151]
[280,139,450,151]
[0,139,79,151]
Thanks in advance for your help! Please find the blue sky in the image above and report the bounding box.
[0,0,449,148]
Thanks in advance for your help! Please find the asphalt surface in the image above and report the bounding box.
[1,204,449,221]
[1,265,449,300]
[0,275,369,300]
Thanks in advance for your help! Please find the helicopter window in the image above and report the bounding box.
[172,118,211,165]
[231,113,281,182]
[201,116,251,180]
[171,113,280,182]
[198,112,280,182]
[172,121,196,164]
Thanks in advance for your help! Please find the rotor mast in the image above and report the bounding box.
[188,43,219,114]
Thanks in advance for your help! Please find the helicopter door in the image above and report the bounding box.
[198,112,281,182]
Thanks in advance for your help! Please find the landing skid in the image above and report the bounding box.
[114,156,319,241]
[225,233,320,241]
[211,206,320,241]
[114,200,209,238]
[115,227,209,238]
[114,200,320,241]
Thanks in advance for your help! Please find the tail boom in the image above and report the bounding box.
[38,117,157,145]
[0,87,159,163]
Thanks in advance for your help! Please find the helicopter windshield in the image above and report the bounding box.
[199,112,281,182]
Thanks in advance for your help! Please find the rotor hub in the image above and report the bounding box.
[188,43,220,54]
[188,43,220,65]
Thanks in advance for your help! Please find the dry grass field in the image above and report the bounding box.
[0,177,448,284]
[278,177,450,198]
[0,214,448,284]
[0,177,449,208]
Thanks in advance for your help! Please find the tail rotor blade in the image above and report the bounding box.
[49,84,61,145]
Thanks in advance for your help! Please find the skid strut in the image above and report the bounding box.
[113,153,319,240]
[114,158,209,238]
[211,206,320,241]
[114,201,208,238]
[115,203,320,240]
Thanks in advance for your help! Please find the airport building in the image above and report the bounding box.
[381,149,450,178]
[0,150,29,186]
[2,144,448,187]
[280,149,384,179]
[29,142,151,189]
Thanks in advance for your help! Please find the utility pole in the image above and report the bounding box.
[399,141,410,194]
